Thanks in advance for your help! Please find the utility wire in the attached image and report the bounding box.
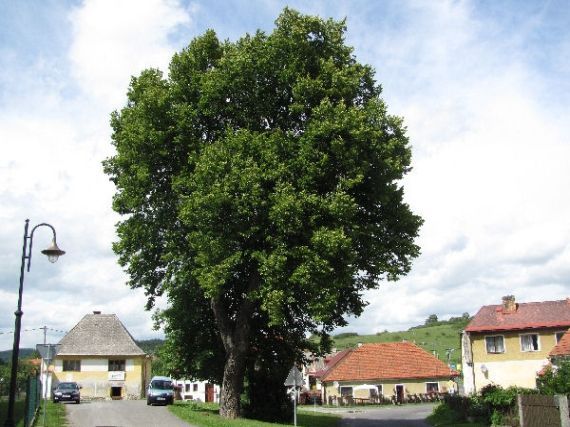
[0,327,67,335]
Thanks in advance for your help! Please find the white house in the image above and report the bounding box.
[172,379,220,403]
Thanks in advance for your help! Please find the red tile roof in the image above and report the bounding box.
[312,349,352,378]
[321,342,454,382]
[550,330,570,357]
[465,298,570,333]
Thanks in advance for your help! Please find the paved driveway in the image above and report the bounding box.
[65,400,194,427]
[337,403,435,427]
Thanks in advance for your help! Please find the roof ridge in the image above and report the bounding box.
[57,313,146,356]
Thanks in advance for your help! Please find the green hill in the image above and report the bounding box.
[0,348,37,363]
[329,317,469,367]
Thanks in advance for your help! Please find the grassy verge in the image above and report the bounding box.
[33,400,68,426]
[169,401,340,427]
[0,399,25,427]
[426,403,487,427]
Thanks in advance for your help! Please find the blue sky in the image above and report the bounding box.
[1,0,569,351]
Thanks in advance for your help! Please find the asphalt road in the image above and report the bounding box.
[64,399,434,427]
[65,400,194,427]
[338,403,435,427]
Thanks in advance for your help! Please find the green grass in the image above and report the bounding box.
[0,399,25,427]
[33,400,68,426]
[0,399,68,427]
[426,403,487,427]
[330,322,467,366]
[169,401,340,427]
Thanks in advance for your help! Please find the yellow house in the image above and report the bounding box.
[320,342,457,404]
[462,295,570,394]
[52,311,151,400]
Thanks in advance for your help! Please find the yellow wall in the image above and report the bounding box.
[470,328,560,362]
[464,328,562,393]
[53,356,149,400]
[323,378,451,400]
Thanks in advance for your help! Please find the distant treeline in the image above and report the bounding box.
[408,313,471,330]
[0,348,36,363]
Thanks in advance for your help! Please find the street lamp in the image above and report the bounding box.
[3,219,65,427]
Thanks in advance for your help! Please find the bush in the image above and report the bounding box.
[334,332,359,339]
[437,385,536,426]
[427,402,463,425]
[443,394,470,420]
[537,360,570,395]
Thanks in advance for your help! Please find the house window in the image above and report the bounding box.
[193,384,198,392]
[185,384,190,392]
[555,331,567,343]
[520,334,540,352]
[108,359,126,371]
[485,335,505,353]
[369,385,382,398]
[426,382,439,393]
[63,360,81,372]
[340,386,353,397]
[376,384,383,396]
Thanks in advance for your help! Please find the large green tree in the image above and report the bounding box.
[104,9,422,419]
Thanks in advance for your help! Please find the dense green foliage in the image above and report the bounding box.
[104,8,422,419]
[426,402,486,427]
[432,384,537,426]
[537,360,570,394]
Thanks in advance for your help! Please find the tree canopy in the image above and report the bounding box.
[104,8,422,419]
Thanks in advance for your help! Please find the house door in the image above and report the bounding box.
[111,386,122,399]
[205,384,214,402]
[395,385,404,404]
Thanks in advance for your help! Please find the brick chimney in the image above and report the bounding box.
[502,295,516,313]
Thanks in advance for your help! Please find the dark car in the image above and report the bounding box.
[147,376,174,405]
[53,382,81,404]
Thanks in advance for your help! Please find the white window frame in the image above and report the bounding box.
[485,335,506,354]
[62,359,81,372]
[555,331,567,343]
[425,382,439,393]
[108,359,126,372]
[520,333,540,352]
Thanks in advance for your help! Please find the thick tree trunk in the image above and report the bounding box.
[219,348,248,418]
[211,284,256,419]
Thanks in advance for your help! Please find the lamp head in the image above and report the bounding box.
[41,239,66,263]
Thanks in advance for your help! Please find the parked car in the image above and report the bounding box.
[147,376,174,405]
[53,382,81,404]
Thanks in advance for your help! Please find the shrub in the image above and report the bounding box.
[443,394,470,420]
[334,332,359,339]
[537,360,570,395]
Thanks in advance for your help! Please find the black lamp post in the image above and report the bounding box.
[3,219,65,427]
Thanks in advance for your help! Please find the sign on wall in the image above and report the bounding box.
[108,371,125,381]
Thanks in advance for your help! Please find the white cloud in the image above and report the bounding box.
[68,0,191,110]
[0,0,195,351]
